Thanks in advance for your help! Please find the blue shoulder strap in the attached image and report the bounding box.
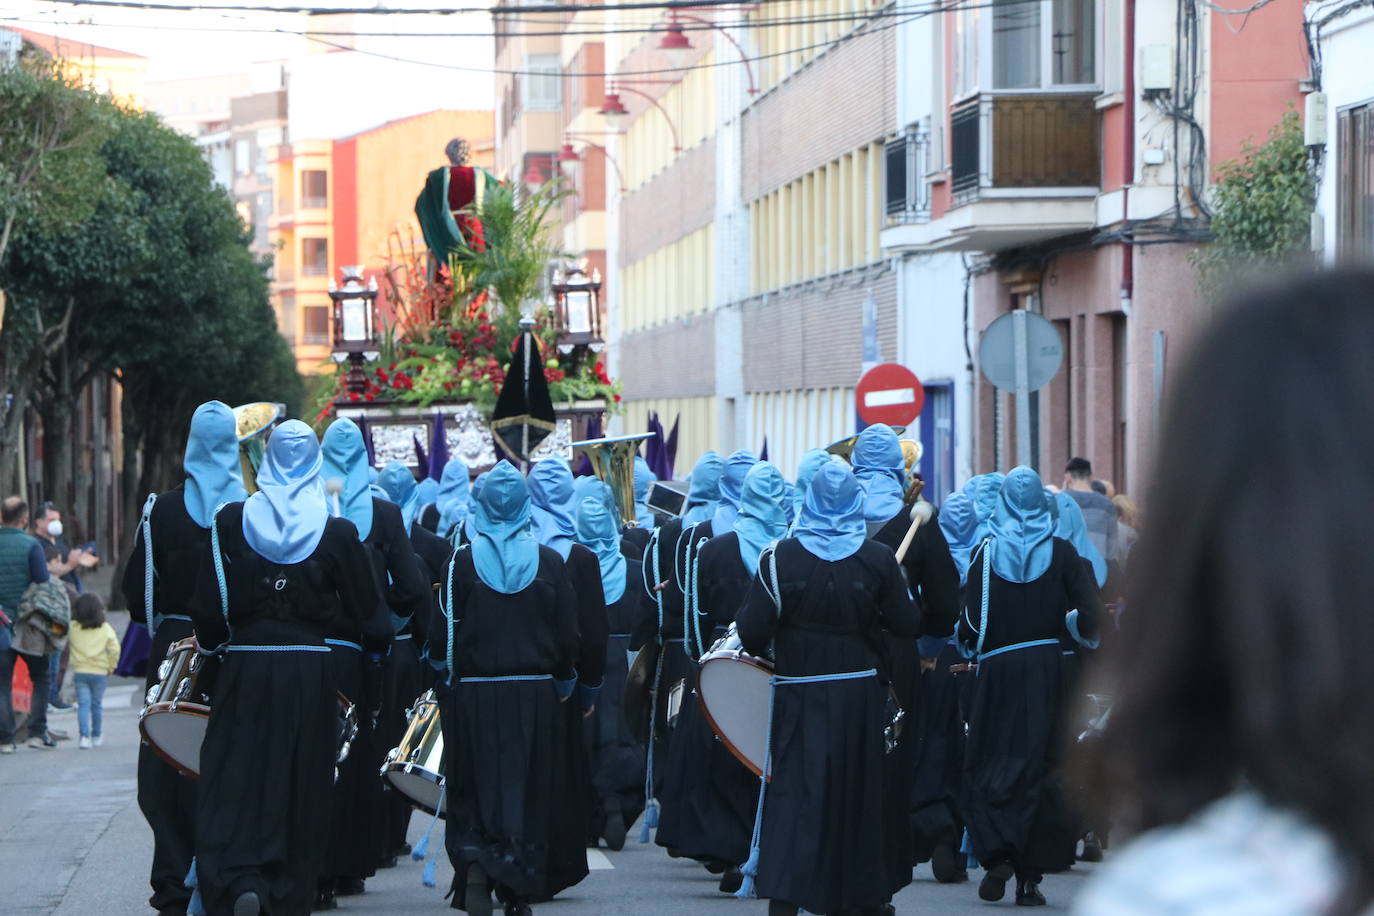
[444,545,471,679]
[140,493,159,632]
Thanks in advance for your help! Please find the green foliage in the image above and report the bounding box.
[1193,110,1315,299]
[450,178,570,318]
[0,55,110,267]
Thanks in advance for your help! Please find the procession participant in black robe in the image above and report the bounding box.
[958,467,1102,907]
[123,400,247,916]
[189,420,387,916]
[661,462,788,893]
[851,423,959,898]
[418,459,471,540]
[320,426,428,898]
[904,487,981,884]
[573,496,651,850]
[635,451,723,840]
[652,449,754,848]
[426,461,579,916]
[527,458,607,898]
[735,460,920,916]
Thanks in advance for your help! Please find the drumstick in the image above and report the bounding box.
[894,500,935,564]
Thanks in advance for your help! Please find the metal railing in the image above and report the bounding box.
[951,93,1100,206]
[885,122,932,225]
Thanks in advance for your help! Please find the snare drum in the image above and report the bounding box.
[139,637,215,778]
[696,624,774,777]
[380,690,446,817]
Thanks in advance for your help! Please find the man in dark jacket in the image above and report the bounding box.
[0,496,55,751]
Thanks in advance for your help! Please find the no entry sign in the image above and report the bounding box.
[856,363,924,428]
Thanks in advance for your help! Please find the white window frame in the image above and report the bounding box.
[980,0,1101,94]
[521,54,562,112]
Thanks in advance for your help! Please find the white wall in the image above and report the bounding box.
[1311,4,1374,264]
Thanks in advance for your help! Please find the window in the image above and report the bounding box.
[953,3,981,99]
[235,138,251,176]
[884,124,931,223]
[302,305,330,345]
[301,170,328,209]
[990,0,1095,90]
[1337,103,1374,262]
[280,295,297,346]
[521,54,561,111]
[302,238,329,277]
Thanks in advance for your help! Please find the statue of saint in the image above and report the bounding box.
[414,138,497,269]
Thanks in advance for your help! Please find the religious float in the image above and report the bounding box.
[312,140,621,470]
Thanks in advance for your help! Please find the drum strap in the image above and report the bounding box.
[203,503,233,652]
[684,534,710,660]
[643,527,665,646]
[443,546,471,679]
[737,667,879,899]
[141,493,159,632]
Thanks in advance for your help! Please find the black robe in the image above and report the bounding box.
[378,522,451,859]
[122,486,209,913]
[957,538,1102,879]
[585,550,652,840]
[322,499,420,884]
[737,538,919,916]
[428,547,578,909]
[653,532,760,866]
[637,518,713,835]
[870,507,960,887]
[190,507,386,916]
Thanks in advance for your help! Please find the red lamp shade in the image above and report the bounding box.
[556,143,580,178]
[598,92,629,118]
[658,22,694,67]
[522,162,545,186]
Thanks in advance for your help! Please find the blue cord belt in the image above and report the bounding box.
[160,614,192,624]
[226,644,330,653]
[325,638,363,651]
[608,633,632,639]
[977,638,1061,662]
[458,674,553,683]
[393,633,413,641]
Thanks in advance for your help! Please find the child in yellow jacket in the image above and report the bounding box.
[68,593,120,749]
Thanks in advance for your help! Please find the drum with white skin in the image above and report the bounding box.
[381,690,446,816]
[696,624,775,778]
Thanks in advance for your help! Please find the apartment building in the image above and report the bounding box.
[883,0,1309,496]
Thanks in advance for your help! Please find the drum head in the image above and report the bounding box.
[698,657,772,777]
[140,705,209,778]
[623,641,659,745]
[385,767,446,818]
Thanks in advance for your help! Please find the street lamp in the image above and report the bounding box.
[658,18,694,69]
[597,91,629,119]
[557,142,580,178]
[598,85,682,152]
[550,261,604,373]
[329,266,380,396]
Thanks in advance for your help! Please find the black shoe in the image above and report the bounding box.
[1015,878,1046,906]
[931,836,962,883]
[313,882,338,911]
[979,863,1014,902]
[1080,833,1104,862]
[377,855,398,869]
[49,699,73,710]
[157,906,188,916]
[336,878,365,896]
[465,864,494,916]
[718,866,743,894]
[603,798,627,852]
[503,905,533,916]
[703,859,727,875]
[397,842,413,856]
[235,891,263,916]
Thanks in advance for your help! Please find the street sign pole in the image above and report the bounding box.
[1012,309,1032,469]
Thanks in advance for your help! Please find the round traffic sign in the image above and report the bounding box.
[856,363,924,428]
[979,311,1064,392]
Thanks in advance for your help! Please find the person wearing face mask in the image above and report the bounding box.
[427,461,579,916]
[34,502,94,712]
[656,462,790,893]
[189,420,387,916]
[316,424,429,906]
[121,401,248,916]
[958,467,1102,907]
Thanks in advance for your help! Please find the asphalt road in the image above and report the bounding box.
[1,672,1095,915]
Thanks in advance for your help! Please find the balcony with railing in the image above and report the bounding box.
[884,92,1102,254]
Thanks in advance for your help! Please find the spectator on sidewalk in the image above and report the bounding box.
[68,593,118,750]
[1062,458,1119,564]
[0,496,56,752]
[32,502,93,711]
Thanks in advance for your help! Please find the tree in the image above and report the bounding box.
[1193,110,1315,299]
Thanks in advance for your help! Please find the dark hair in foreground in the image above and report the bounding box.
[73,593,106,629]
[1,496,27,525]
[1064,457,1092,479]
[1087,270,1374,914]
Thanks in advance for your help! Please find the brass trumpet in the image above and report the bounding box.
[232,402,283,494]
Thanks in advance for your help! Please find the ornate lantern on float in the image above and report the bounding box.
[329,266,381,397]
[550,260,603,375]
